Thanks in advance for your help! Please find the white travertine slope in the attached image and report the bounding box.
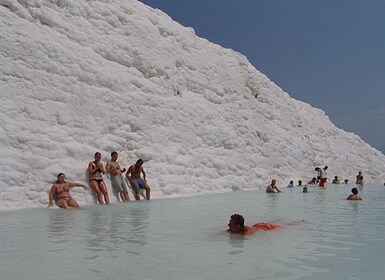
[1,0,384,210]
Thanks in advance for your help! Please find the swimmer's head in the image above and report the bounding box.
[351,187,358,195]
[228,214,244,233]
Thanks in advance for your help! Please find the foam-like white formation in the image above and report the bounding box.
[1,0,384,211]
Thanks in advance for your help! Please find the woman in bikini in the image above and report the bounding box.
[48,173,87,209]
[88,152,110,205]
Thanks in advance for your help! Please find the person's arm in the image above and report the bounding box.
[88,162,99,175]
[68,182,88,189]
[98,163,106,175]
[105,162,111,174]
[48,185,56,207]
[125,166,132,178]
[275,186,281,193]
[141,167,146,181]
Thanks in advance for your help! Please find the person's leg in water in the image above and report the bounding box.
[90,180,104,204]
[99,181,110,204]
[122,190,130,202]
[56,198,70,209]
[68,198,80,208]
[128,177,141,200]
[142,182,151,200]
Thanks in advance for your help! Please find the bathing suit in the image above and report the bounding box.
[111,174,127,192]
[57,196,73,202]
[252,223,279,230]
[55,184,69,195]
[90,178,104,183]
[133,178,145,189]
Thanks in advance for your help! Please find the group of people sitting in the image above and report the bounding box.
[48,152,151,209]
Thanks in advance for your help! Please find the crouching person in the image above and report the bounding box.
[126,159,151,200]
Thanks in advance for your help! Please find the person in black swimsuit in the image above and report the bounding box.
[88,152,110,204]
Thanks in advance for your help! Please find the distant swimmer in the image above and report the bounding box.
[346,187,362,200]
[332,176,340,184]
[297,180,303,186]
[356,171,364,185]
[88,152,110,205]
[308,177,317,185]
[287,180,294,188]
[266,179,281,193]
[48,173,88,209]
[302,186,308,193]
[227,214,279,235]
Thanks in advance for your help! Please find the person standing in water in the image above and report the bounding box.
[319,166,328,187]
[356,171,364,185]
[347,187,362,200]
[106,151,130,202]
[126,159,151,200]
[266,179,281,193]
[48,173,88,209]
[88,152,110,205]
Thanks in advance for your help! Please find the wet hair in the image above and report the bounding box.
[136,159,144,164]
[351,187,358,195]
[324,166,328,170]
[111,151,118,156]
[56,173,65,183]
[230,214,245,228]
[95,152,101,157]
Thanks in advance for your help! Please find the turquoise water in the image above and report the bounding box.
[1,184,385,280]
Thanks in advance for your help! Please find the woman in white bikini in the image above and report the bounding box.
[88,152,110,205]
[48,173,87,209]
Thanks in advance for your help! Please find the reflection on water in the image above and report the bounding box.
[1,185,385,280]
[227,234,245,255]
[48,209,76,244]
[84,205,150,254]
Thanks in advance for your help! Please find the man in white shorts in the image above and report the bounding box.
[106,151,130,202]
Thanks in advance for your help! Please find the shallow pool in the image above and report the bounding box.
[1,184,384,280]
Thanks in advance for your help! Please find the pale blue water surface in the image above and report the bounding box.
[1,184,385,280]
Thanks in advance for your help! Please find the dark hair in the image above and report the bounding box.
[56,173,65,183]
[95,152,101,157]
[230,214,245,228]
[136,159,144,164]
[111,151,118,156]
[351,188,358,195]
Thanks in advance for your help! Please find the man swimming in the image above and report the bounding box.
[227,214,279,235]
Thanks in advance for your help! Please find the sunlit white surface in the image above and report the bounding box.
[1,0,385,211]
[1,184,384,280]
